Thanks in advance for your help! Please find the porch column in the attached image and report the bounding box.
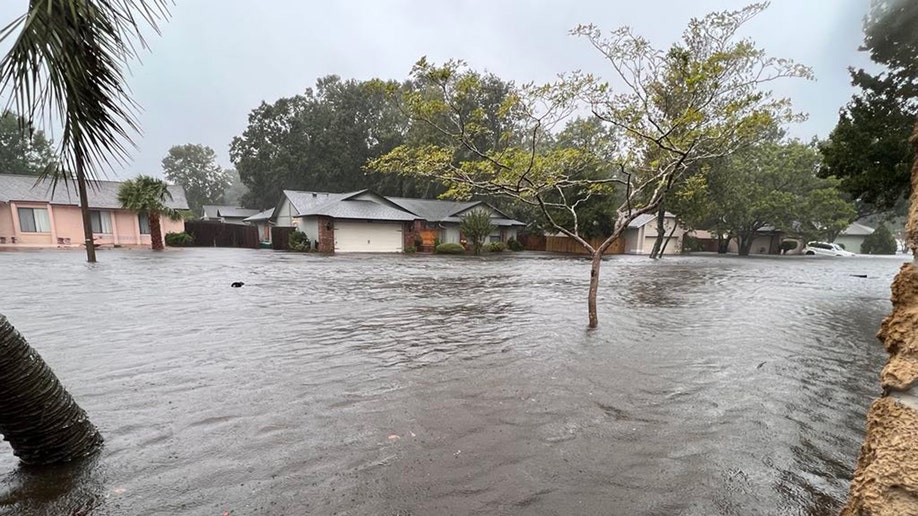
[46,204,57,244]
[9,202,20,243]
[110,210,119,245]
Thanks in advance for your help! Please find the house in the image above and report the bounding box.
[623,212,685,255]
[243,208,274,243]
[201,205,260,225]
[271,189,525,253]
[689,227,784,255]
[0,174,188,248]
[834,222,874,253]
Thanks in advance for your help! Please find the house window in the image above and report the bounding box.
[138,214,150,235]
[18,207,51,233]
[490,235,501,243]
[90,210,113,234]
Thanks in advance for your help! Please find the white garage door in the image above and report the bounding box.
[334,220,403,253]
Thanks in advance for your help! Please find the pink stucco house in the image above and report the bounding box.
[0,174,188,248]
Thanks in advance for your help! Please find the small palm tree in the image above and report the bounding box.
[118,175,181,250]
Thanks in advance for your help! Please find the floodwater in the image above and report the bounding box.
[0,248,903,515]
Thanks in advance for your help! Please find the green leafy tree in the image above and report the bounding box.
[370,4,810,328]
[0,110,57,176]
[460,209,495,255]
[819,0,917,215]
[162,144,230,214]
[679,140,855,255]
[860,223,897,255]
[117,175,182,251]
[0,0,168,263]
[222,168,248,206]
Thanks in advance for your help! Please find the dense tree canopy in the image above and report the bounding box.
[819,0,917,214]
[0,111,57,176]
[161,143,229,214]
[678,140,855,255]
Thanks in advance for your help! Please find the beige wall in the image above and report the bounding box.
[624,217,685,255]
[0,202,184,248]
[275,199,297,227]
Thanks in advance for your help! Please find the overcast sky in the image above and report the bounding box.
[1,1,872,180]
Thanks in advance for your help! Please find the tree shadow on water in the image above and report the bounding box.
[0,454,106,516]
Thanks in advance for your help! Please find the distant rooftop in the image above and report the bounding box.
[0,173,189,210]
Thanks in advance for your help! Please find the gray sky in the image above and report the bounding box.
[2,1,872,179]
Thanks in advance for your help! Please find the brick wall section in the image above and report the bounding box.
[403,220,422,250]
[317,216,335,253]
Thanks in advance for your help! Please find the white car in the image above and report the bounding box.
[803,241,855,257]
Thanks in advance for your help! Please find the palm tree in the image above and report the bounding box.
[0,0,169,262]
[0,315,104,465]
[118,175,181,250]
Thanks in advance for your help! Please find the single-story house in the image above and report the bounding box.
[201,205,260,225]
[623,212,685,255]
[271,189,525,253]
[690,227,784,255]
[834,222,874,253]
[0,173,187,248]
[243,207,274,243]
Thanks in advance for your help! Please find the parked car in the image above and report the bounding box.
[803,241,856,257]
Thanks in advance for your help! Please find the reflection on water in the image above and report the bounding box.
[0,250,899,515]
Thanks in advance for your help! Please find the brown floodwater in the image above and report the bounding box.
[0,248,902,515]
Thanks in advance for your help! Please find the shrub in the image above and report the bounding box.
[289,230,311,252]
[403,246,417,254]
[861,224,897,255]
[779,240,798,254]
[506,237,524,251]
[488,242,506,252]
[460,209,495,255]
[435,242,465,254]
[681,235,703,253]
[434,237,441,248]
[164,231,194,247]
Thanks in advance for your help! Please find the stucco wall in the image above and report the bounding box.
[0,203,14,242]
[835,235,866,254]
[297,216,319,245]
[275,199,297,227]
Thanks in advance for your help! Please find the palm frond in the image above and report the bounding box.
[0,0,170,189]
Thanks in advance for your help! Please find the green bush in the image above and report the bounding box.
[403,246,417,254]
[507,237,524,251]
[434,237,441,248]
[681,235,703,252]
[861,224,897,255]
[288,230,311,252]
[779,240,798,253]
[435,242,465,254]
[164,231,194,247]
[488,241,506,252]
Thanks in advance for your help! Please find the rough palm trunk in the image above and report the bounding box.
[842,120,918,514]
[76,155,96,263]
[0,315,103,465]
[149,212,164,250]
[588,251,602,328]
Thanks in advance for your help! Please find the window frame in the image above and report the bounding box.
[17,207,51,233]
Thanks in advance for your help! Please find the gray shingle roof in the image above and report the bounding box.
[217,207,260,219]
[243,207,274,222]
[386,197,479,221]
[628,212,676,229]
[841,222,875,236]
[0,173,189,210]
[298,199,417,221]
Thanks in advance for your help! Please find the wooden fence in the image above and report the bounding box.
[271,226,295,251]
[545,235,624,255]
[184,221,259,249]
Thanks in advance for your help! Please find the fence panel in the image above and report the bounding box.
[545,235,624,255]
[184,221,259,249]
[271,226,294,251]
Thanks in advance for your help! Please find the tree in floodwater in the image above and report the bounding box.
[118,175,183,251]
[460,209,495,255]
[0,0,169,263]
[860,223,897,255]
[0,315,103,465]
[369,4,810,328]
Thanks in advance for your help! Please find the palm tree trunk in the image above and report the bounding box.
[0,315,103,465]
[76,154,96,263]
[150,212,163,250]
